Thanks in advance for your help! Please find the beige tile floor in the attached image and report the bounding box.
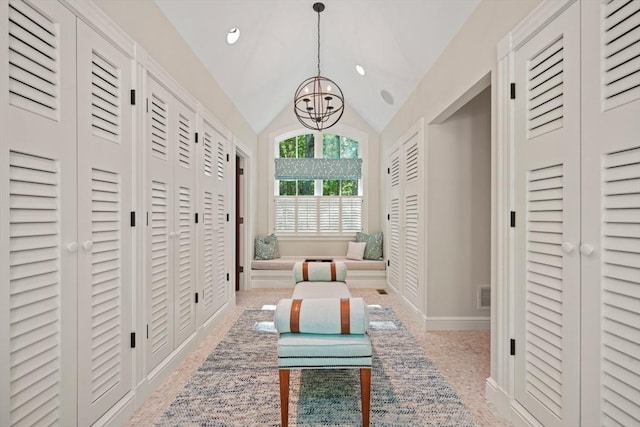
[126,289,512,427]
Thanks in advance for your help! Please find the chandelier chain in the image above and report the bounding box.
[317,7,321,76]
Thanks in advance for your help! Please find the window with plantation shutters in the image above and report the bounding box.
[273,132,363,235]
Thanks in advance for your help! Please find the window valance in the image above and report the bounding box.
[275,158,362,180]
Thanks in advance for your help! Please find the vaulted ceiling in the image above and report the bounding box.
[154,0,480,134]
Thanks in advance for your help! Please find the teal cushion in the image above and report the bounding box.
[254,234,280,260]
[278,333,372,368]
[356,231,383,260]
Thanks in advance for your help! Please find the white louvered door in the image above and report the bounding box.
[145,76,175,371]
[172,101,196,346]
[212,126,230,314]
[402,129,423,311]
[75,20,133,426]
[199,117,228,321]
[387,147,401,294]
[0,1,77,426]
[513,3,581,426]
[581,0,640,425]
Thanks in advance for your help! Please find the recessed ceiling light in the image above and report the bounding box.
[381,89,394,105]
[226,28,240,45]
[355,64,365,76]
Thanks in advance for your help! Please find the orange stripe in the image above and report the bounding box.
[290,299,302,333]
[340,298,350,334]
[302,263,309,281]
[330,262,336,281]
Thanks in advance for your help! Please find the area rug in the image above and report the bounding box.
[156,307,478,426]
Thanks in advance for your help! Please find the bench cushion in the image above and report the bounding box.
[293,261,347,283]
[277,333,372,368]
[292,281,351,299]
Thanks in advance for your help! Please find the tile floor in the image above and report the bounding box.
[126,289,512,427]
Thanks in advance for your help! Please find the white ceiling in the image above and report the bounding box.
[154,0,480,134]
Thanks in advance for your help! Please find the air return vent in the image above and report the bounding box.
[478,286,491,309]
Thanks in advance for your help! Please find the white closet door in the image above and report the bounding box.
[387,147,401,294]
[0,1,77,426]
[75,20,133,426]
[581,1,640,425]
[145,76,174,371]
[172,100,196,345]
[402,129,423,311]
[513,2,581,426]
[199,118,227,321]
[212,128,230,314]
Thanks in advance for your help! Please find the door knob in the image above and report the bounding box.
[580,244,594,256]
[82,240,93,251]
[561,242,575,253]
[66,242,78,253]
[169,231,177,238]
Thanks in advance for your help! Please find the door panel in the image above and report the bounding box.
[513,3,580,426]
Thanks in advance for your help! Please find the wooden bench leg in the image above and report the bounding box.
[279,369,290,427]
[361,368,371,427]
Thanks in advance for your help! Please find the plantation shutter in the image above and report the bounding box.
[172,103,196,346]
[274,197,296,232]
[75,20,133,426]
[403,137,420,304]
[1,1,77,426]
[145,77,174,371]
[387,149,401,293]
[581,1,640,424]
[513,3,581,426]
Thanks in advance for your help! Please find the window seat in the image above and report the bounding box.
[250,256,386,289]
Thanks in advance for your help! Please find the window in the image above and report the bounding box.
[274,132,363,235]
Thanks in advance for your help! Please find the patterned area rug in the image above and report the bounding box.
[156,307,478,426]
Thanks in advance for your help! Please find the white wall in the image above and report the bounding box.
[427,87,491,317]
[256,102,381,257]
[94,0,257,148]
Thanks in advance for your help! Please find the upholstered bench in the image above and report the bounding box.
[274,262,372,427]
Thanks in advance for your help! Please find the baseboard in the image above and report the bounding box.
[96,391,136,427]
[485,377,512,420]
[424,316,490,330]
[511,401,544,427]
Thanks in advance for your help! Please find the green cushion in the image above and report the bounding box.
[356,231,383,260]
[254,234,280,260]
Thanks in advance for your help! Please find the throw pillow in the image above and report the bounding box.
[345,241,367,261]
[254,234,280,260]
[356,231,384,260]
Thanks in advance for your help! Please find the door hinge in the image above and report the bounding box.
[195,212,199,223]
[130,332,136,348]
[387,260,390,267]
[387,167,390,174]
[239,266,244,273]
[226,213,230,222]
[239,217,244,224]
[130,211,136,227]
[239,168,244,175]
[510,339,516,356]
[226,273,230,281]
[146,324,149,339]
[195,292,199,303]
[226,153,230,162]
[130,89,136,105]
[387,214,390,220]
[510,83,516,100]
[146,211,149,226]
[195,132,199,143]
[510,211,516,228]
[146,98,149,113]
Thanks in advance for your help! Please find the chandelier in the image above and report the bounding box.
[293,2,344,131]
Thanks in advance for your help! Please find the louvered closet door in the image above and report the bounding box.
[387,147,402,294]
[0,1,77,426]
[172,100,196,345]
[212,127,230,313]
[145,76,174,371]
[402,130,423,311]
[198,119,227,321]
[513,3,581,426]
[75,20,133,426]
[581,1,640,425]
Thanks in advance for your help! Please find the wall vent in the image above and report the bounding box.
[478,285,491,309]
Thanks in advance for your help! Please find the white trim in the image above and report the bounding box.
[485,378,512,421]
[510,401,545,427]
[424,316,490,331]
[60,0,135,57]
[497,0,576,58]
[234,138,253,291]
[145,57,198,111]
[430,73,491,124]
[249,269,386,290]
